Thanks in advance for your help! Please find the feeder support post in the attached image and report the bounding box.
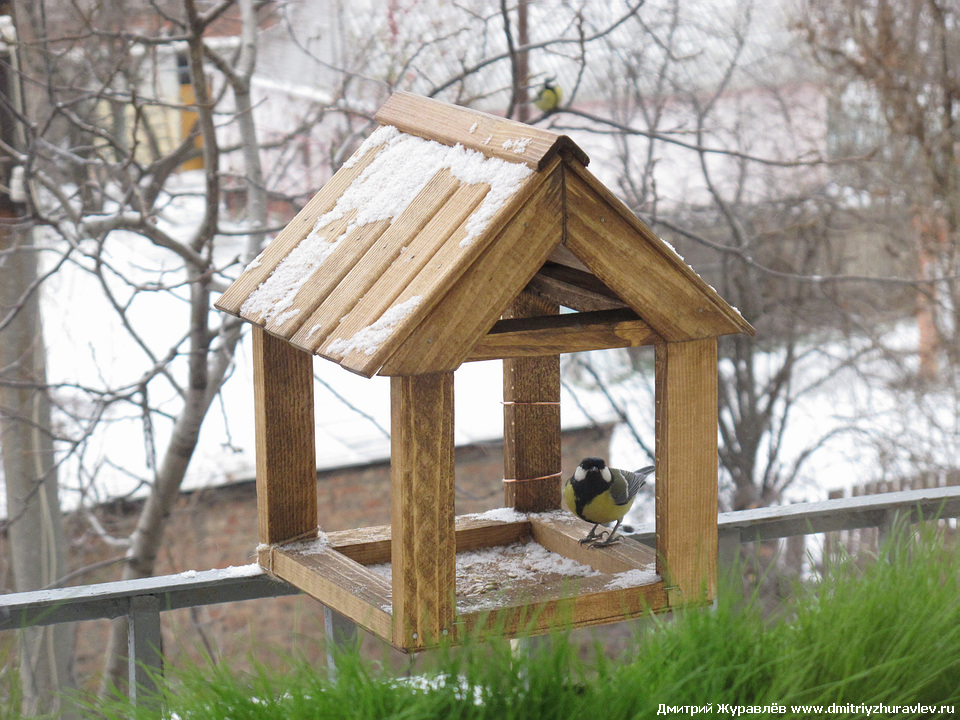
[503,292,562,512]
[655,338,719,605]
[253,326,318,547]
[391,372,456,648]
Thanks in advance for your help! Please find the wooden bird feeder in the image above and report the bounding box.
[215,92,754,651]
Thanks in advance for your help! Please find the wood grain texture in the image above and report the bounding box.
[502,292,562,512]
[268,546,392,640]
[264,216,391,338]
[216,148,382,318]
[324,518,532,567]
[453,517,531,551]
[390,373,456,648]
[326,526,393,565]
[466,308,661,361]
[379,159,565,376]
[655,338,719,605]
[320,179,490,373]
[252,327,317,545]
[525,262,626,312]
[529,513,656,574]
[374,91,589,171]
[459,574,668,640]
[290,169,465,355]
[564,161,754,342]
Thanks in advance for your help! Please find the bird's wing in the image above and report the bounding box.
[611,466,654,505]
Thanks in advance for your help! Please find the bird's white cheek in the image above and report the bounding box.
[574,466,587,481]
[600,467,612,482]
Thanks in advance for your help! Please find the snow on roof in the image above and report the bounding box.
[238,125,533,327]
[325,295,423,357]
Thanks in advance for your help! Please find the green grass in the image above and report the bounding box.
[72,528,960,719]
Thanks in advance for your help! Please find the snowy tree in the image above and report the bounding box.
[800,0,960,379]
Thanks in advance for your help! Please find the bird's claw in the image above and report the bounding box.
[588,532,622,548]
[579,525,604,545]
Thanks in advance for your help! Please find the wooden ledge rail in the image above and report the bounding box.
[628,484,960,549]
[2,485,959,709]
[0,565,297,631]
[467,308,660,362]
[0,565,301,712]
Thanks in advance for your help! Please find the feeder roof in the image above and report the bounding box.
[216,92,753,378]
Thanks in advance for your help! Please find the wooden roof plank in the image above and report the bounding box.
[262,213,388,337]
[215,146,384,317]
[465,308,661,362]
[377,161,565,376]
[317,178,490,367]
[564,161,755,341]
[240,207,359,326]
[374,91,589,171]
[322,157,560,377]
[288,168,464,353]
[283,168,463,346]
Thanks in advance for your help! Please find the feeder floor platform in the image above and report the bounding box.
[259,510,668,650]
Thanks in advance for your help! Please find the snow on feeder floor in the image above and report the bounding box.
[262,509,666,644]
[366,538,659,615]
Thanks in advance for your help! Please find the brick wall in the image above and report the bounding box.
[2,423,613,687]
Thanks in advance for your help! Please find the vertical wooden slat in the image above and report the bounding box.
[253,327,317,545]
[503,292,562,512]
[390,373,456,648]
[655,338,718,605]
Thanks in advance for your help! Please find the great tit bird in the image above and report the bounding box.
[563,458,654,548]
[533,78,563,113]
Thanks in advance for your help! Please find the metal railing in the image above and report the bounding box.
[2,484,960,711]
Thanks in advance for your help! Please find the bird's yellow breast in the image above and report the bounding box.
[534,86,561,112]
[564,481,634,524]
[563,481,577,517]
[580,492,634,524]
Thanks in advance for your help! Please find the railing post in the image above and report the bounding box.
[716,527,742,608]
[717,528,741,576]
[877,508,903,557]
[324,605,358,683]
[127,594,162,710]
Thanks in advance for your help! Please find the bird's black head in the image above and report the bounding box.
[579,457,606,473]
[573,457,612,486]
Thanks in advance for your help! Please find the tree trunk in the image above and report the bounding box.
[0,214,76,716]
[99,0,269,694]
[1,5,76,716]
